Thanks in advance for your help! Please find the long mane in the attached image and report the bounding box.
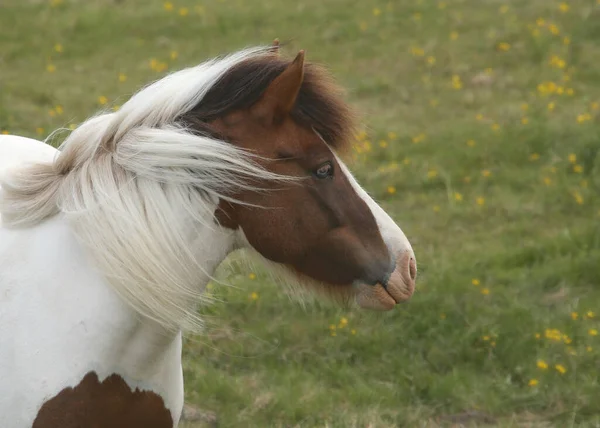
[0,45,356,332]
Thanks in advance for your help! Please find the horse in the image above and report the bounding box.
[0,43,416,427]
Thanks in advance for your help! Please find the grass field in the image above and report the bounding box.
[2,0,600,426]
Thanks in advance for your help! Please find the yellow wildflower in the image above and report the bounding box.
[528,379,539,387]
[46,64,56,73]
[548,24,560,35]
[373,8,381,16]
[545,329,562,341]
[250,292,259,300]
[497,42,511,52]
[476,197,485,206]
[573,191,584,205]
[98,96,108,105]
[530,153,540,161]
[36,127,44,135]
[388,131,397,140]
[491,123,500,131]
[163,2,173,11]
[387,186,396,195]
[467,139,476,147]
[248,273,256,280]
[537,360,548,369]
[351,329,357,335]
[178,7,189,16]
[482,169,491,177]
[379,140,388,148]
[428,170,438,179]
[555,364,567,374]
[587,311,595,318]
[450,31,459,41]
[454,192,463,201]
[573,165,583,173]
[590,329,598,336]
[547,102,555,112]
[54,43,63,53]
[577,113,591,124]
[481,288,490,295]
[472,278,480,286]
[559,3,569,12]
[543,177,552,186]
[433,205,440,212]
[521,117,529,125]
[568,153,577,163]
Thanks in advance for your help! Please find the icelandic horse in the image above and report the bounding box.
[0,42,416,427]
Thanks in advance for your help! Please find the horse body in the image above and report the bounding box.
[0,136,186,427]
[0,45,417,427]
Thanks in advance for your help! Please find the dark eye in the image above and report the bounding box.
[314,162,334,179]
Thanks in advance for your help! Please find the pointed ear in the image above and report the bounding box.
[270,38,280,55]
[252,50,305,123]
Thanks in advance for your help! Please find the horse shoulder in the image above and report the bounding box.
[0,216,183,427]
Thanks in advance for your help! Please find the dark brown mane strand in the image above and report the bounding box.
[178,53,357,152]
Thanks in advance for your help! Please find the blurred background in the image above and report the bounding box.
[1,0,600,426]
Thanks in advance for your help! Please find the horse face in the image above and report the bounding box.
[210,51,416,310]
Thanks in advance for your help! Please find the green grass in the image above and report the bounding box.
[2,0,600,426]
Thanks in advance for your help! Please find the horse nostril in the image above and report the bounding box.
[408,257,417,281]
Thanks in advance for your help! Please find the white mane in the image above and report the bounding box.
[0,46,289,332]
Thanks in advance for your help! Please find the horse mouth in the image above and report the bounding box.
[354,256,416,311]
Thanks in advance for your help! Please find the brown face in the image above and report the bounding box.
[200,48,416,308]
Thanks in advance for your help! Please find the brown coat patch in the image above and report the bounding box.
[33,371,173,428]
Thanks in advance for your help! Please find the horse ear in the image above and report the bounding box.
[252,50,305,123]
[270,38,280,55]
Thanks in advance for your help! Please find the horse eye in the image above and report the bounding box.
[314,162,334,179]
